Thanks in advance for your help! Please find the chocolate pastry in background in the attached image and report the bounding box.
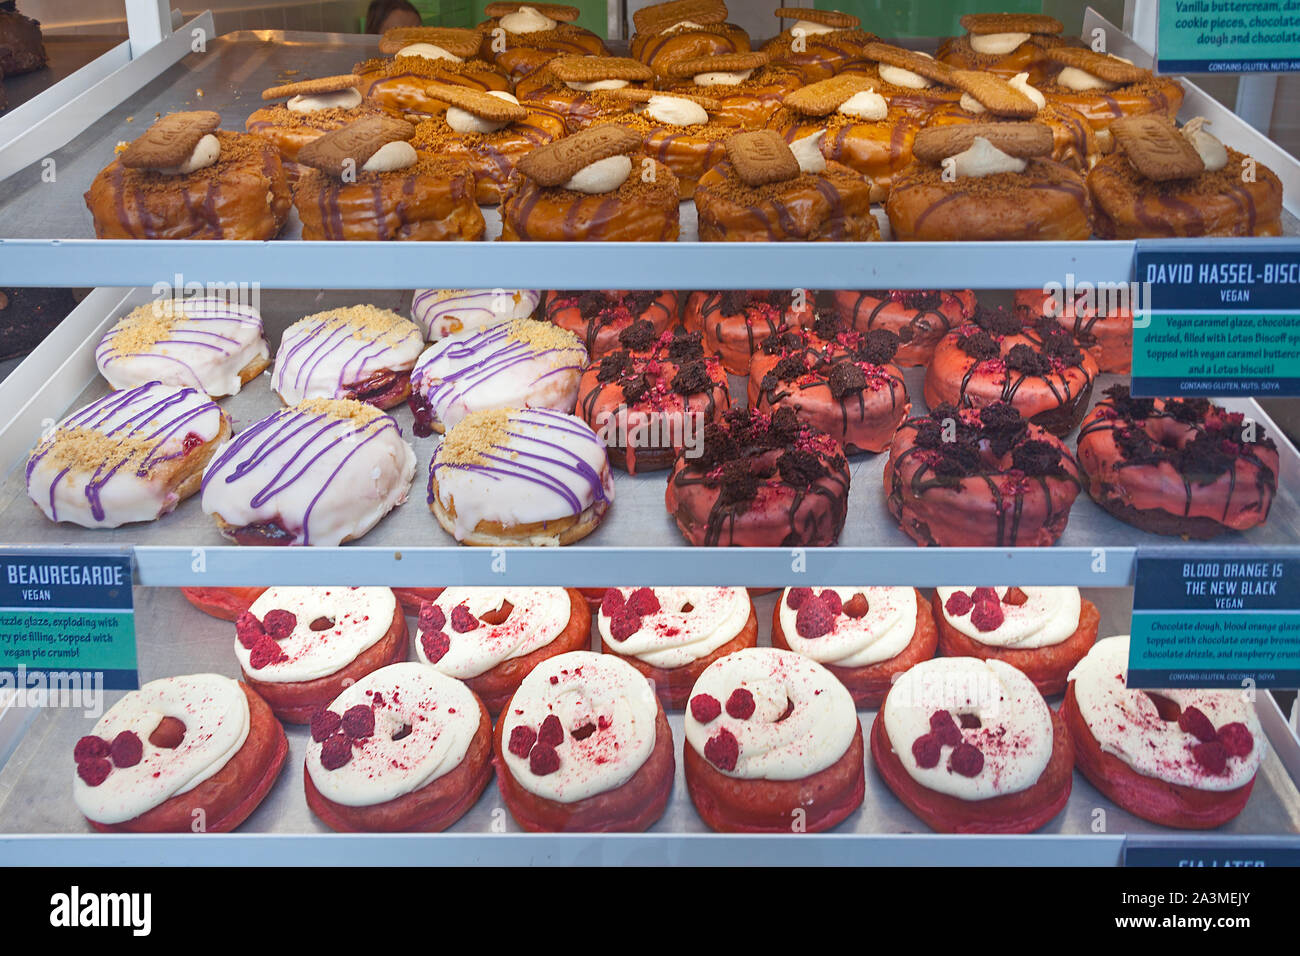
[831,290,978,367]
[544,290,681,357]
[0,287,78,361]
[0,7,48,76]
[683,288,814,376]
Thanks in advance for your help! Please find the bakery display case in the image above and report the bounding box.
[0,1,1298,866]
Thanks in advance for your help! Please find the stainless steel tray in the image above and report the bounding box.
[0,587,1295,865]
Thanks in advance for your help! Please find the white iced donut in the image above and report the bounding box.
[411,289,541,340]
[936,586,1081,649]
[779,586,918,667]
[414,586,573,679]
[599,587,751,669]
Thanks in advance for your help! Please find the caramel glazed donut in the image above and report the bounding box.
[1076,386,1279,538]
[73,674,287,832]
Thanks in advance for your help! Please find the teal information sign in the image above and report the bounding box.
[1157,0,1300,73]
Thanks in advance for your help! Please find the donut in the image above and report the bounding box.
[413,587,592,714]
[932,586,1098,696]
[95,297,269,397]
[411,289,541,340]
[392,587,445,613]
[407,319,587,437]
[684,647,864,832]
[26,382,230,529]
[271,305,425,410]
[542,290,681,358]
[428,407,614,546]
[667,406,850,547]
[354,54,511,120]
[1063,636,1263,828]
[597,587,758,709]
[884,402,1082,547]
[924,307,1099,436]
[235,586,408,723]
[682,290,814,376]
[750,324,910,455]
[180,586,269,620]
[72,674,287,832]
[201,398,417,546]
[576,324,731,474]
[303,662,493,831]
[771,586,937,706]
[1013,287,1132,374]
[830,290,978,367]
[1075,386,1279,538]
[494,650,675,831]
[871,656,1073,833]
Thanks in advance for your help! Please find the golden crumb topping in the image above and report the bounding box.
[293,305,419,344]
[438,408,514,464]
[298,396,387,425]
[506,318,584,353]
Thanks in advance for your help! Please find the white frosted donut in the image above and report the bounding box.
[599,587,750,668]
[936,586,1080,648]
[73,674,250,825]
[96,297,269,397]
[27,382,228,528]
[411,289,541,340]
[778,587,918,667]
[237,587,398,682]
[305,662,481,807]
[271,305,424,406]
[1069,636,1264,791]
[415,586,572,678]
[685,647,856,780]
[883,656,1053,800]
[410,319,586,432]
[201,398,417,546]
[500,651,659,803]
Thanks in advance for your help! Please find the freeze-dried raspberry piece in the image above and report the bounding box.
[421,630,450,663]
[600,588,625,618]
[320,734,352,770]
[944,591,974,616]
[74,735,110,763]
[249,636,287,670]
[843,593,870,619]
[1178,706,1217,743]
[627,587,660,616]
[970,600,1004,632]
[971,587,998,606]
[609,610,642,641]
[537,714,564,748]
[690,693,721,723]
[725,688,755,720]
[235,611,266,649]
[310,709,342,743]
[418,601,445,634]
[508,725,537,758]
[929,710,962,747]
[1192,740,1228,775]
[959,714,982,729]
[262,609,297,639]
[78,757,112,786]
[818,590,843,616]
[529,744,560,776]
[948,742,984,777]
[1216,722,1254,758]
[704,729,739,771]
[1002,587,1029,606]
[795,596,834,639]
[341,704,375,740]
[110,731,143,768]
[911,734,941,769]
[309,616,335,631]
[451,604,479,633]
[785,587,812,609]
[571,722,597,741]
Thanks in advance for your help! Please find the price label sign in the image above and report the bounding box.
[1129,552,1300,688]
[1156,0,1300,73]
[1132,246,1300,397]
[0,550,137,699]
[1125,837,1300,866]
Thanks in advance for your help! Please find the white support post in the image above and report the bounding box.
[1125,0,1158,55]
[125,0,173,59]
[1235,74,1279,134]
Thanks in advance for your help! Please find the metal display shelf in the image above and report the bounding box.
[0,12,1297,290]
[0,287,1297,588]
[0,587,1296,866]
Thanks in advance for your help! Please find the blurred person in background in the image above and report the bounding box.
[366,0,422,33]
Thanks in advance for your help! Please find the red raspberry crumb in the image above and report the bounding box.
[600,588,625,618]
[508,725,537,758]
[320,734,352,771]
[248,635,287,670]
[948,742,984,777]
[627,587,660,616]
[77,757,112,786]
[342,705,375,740]
[1216,722,1254,758]
[690,694,722,723]
[795,596,834,639]
[609,610,642,641]
[597,714,611,730]
[843,593,870,619]
[1192,740,1228,775]
[971,587,999,606]
[234,611,266,649]
[417,601,445,633]
[929,710,962,747]
[911,734,941,769]
[537,714,564,747]
[529,744,561,775]
[74,735,110,763]
[970,600,1004,632]
[310,709,342,743]
[786,587,812,609]
[1177,706,1217,743]
[571,722,597,741]
[818,590,843,616]
[704,729,739,771]
[261,609,297,639]
[1002,587,1029,606]
[944,591,974,616]
[421,631,451,663]
[725,688,756,720]
[110,731,143,768]
[450,604,479,632]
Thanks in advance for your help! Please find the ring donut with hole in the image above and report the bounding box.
[1062,636,1264,829]
[414,587,592,715]
[494,650,674,831]
[685,647,864,832]
[233,587,408,724]
[771,586,937,706]
[73,674,287,832]
[871,656,1073,833]
[303,662,493,831]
